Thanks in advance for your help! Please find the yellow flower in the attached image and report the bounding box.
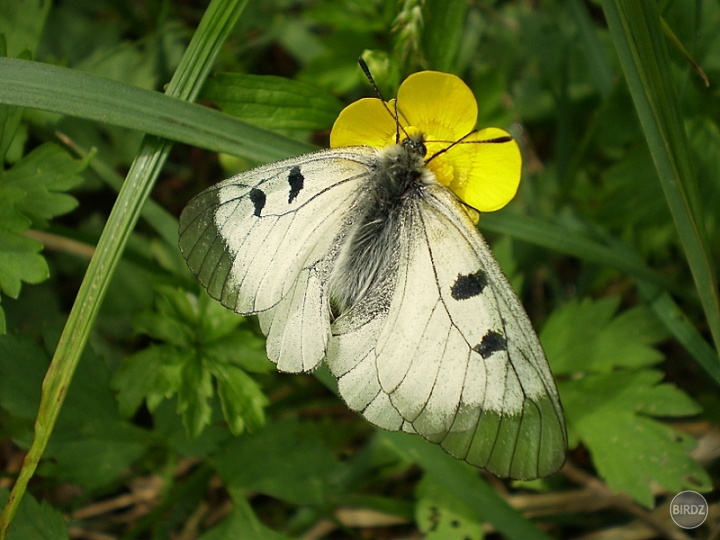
[330,71,522,213]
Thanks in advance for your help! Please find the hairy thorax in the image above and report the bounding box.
[329,136,436,313]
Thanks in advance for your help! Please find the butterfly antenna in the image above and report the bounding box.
[358,57,383,100]
[425,131,514,164]
[358,57,408,144]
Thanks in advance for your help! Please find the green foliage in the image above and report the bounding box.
[213,419,344,506]
[199,494,292,540]
[0,136,87,332]
[415,476,484,540]
[543,297,667,374]
[0,0,718,538]
[562,370,708,507]
[0,489,67,540]
[113,286,270,438]
[543,297,711,506]
[0,333,152,490]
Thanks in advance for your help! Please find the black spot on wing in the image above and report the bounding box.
[473,330,507,359]
[249,188,266,217]
[288,166,304,203]
[450,270,488,300]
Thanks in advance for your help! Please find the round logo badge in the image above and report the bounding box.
[669,490,708,529]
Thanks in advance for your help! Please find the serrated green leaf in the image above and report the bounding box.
[112,345,185,417]
[116,287,269,438]
[213,366,267,435]
[213,419,343,506]
[0,187,48,299]
[178,356,214,439]
[52,348,152,490]
[196,290,246,342]
[205,329,272,374]
[560,370,710,507]
[542,297,666,375]
[152,399,229,458]
[199,495,291,540]
[2,143,87,228]
[415,476,483,539]
[0,489,68,540]
[0,333,152,490]
[41,421,149,490]
[133,309,194,347]
[202,73,343,131]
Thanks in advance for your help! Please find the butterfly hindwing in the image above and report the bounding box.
[179,147,377,372]
[327,185,565,479]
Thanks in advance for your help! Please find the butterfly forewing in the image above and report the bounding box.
[179,147,377,372]
[425,187,565,478]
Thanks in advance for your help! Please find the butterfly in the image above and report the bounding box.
[179,66,566,479]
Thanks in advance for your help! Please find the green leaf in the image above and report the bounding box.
[560,369,710,507]
[113,287,269,438]
[0,333,151,490]
[151,399,229,458]
[542,297,667,375]
[212,365,267,435]
[213,419,343,506]
[2,143,87,227]
[0,489,67,540]
[380,432,554,540]
[178,355,214,439]
[415,476,483,540]
[0,57,314,164]
[112,345,185,417]
[0,142,86,331]
[0,187,48,298]
[202,73,344,131]
[200,493,291,540]
[596,146,670,231]
[205,329,272,374]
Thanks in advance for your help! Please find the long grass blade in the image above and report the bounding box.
[600,0,720,359]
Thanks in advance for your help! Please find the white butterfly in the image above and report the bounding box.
[179,69,566,479]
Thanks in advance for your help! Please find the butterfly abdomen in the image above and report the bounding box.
[329,137,432,313]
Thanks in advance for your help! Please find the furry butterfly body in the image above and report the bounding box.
[179,71,566,479]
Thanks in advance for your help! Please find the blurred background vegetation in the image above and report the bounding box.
[0,0,718,538]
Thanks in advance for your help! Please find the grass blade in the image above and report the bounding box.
[600,0,720,358]
[0,58,313,163]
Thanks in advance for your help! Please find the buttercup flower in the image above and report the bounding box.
[330,71,521,213]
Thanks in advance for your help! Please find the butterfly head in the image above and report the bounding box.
[401,132,427,158]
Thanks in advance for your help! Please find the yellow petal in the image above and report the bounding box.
[397,71,478,141]
[330,98,397,148]
[442,127,522,212]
